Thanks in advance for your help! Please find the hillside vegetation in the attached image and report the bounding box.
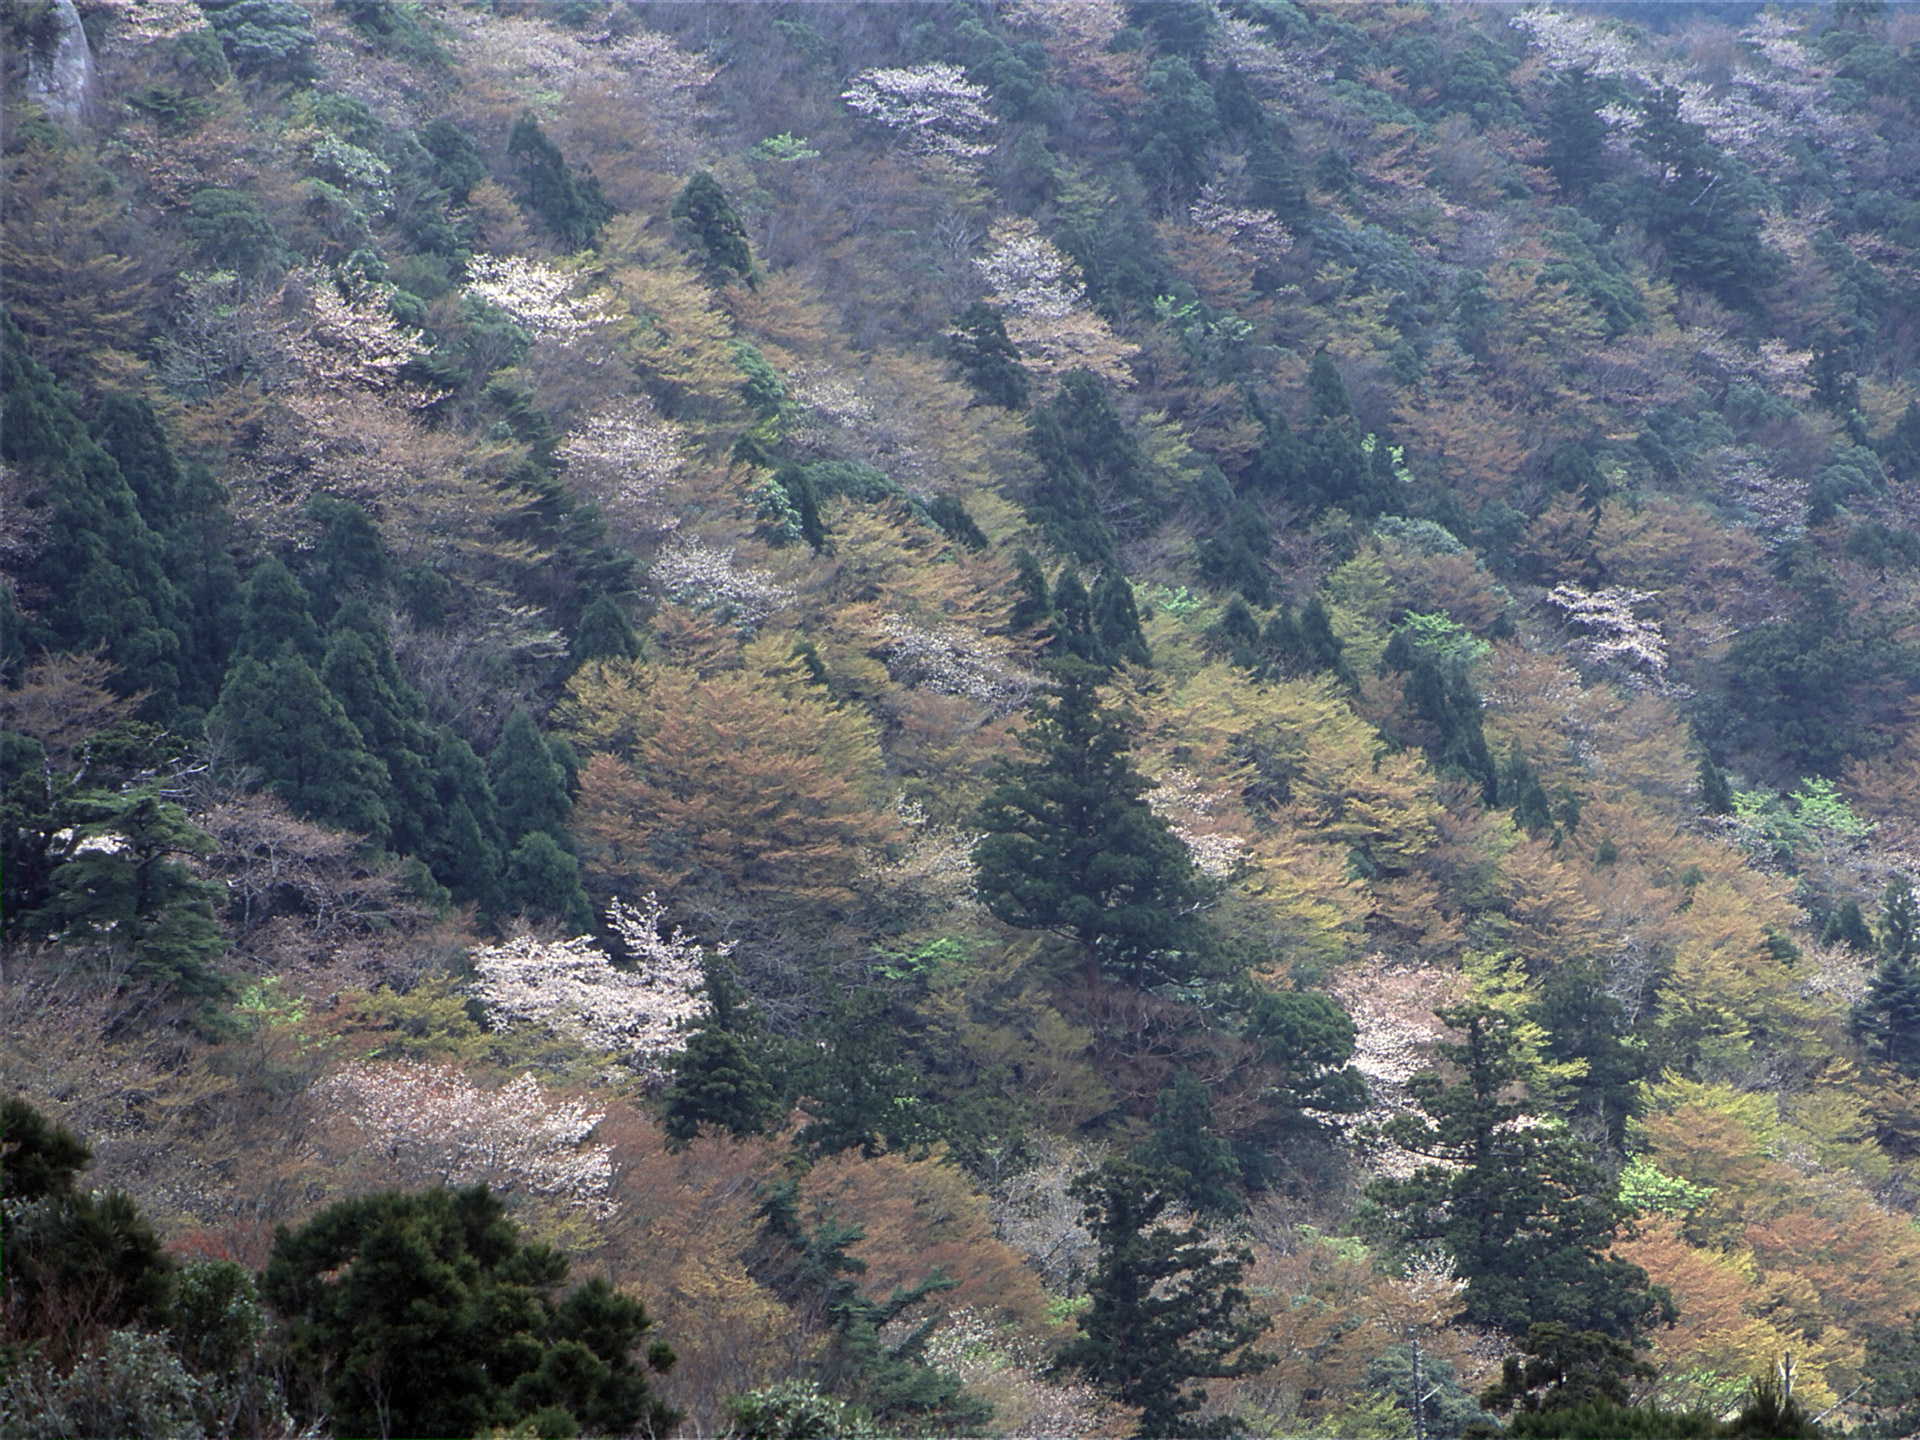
[6,1,1920,1435]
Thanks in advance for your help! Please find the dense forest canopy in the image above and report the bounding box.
[6,0,1920,1435]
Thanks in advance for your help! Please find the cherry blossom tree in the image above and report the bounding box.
[843,63,996,167]
[313,1063,614,1215]
[469,894,712,1073]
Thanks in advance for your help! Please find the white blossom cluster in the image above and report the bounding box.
[651,537,794,632]
[843,63,996,165]
[558,400,684,509]
[974,218,1085,321]
[1189,190,1294,264]
[877,614,1037,712]
[1547,584,1669,676]
[470,895,712,1069]
[1146,768,1248,882]
[463,254,613,339]
[1708,445,1807,542]
[973,218,1138,388]
[789,369,879,435]
[281,269,426,393]
[315,1063,614,1213]
[1509,7,1646,82]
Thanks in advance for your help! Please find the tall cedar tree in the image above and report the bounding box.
[662,963,781,1143]
[263,1185,679,1439]
[1053,1159,1272,1439]
[1855,875,1920,1076]
[1,313,186,712]
[506,112,614,251]
[1365,1004,1672,1341]
[947,302,1028,409]
[671,172,755,288]
[974,659,1210,989]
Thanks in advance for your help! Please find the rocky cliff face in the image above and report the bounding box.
[25,0,96,127]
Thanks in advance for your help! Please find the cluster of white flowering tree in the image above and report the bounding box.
[651,537,795,632]
[877,614,1037,713]
[972,217,1137,389]
[314,1063,614,1215]
[1547,584,1669,678]
[469,893,712,1074]
[842,62,996,166]
[463,253,615,339]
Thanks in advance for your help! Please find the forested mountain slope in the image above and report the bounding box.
[6,1,1920,1435]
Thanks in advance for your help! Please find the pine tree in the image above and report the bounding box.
[262,1186,679,1440]
[1009,551,1051,635]
[670,171,755,287]
[662,964,780,1143]
[974,659,1210,989]
[304,496,390,623]
[1053,1159,1272,1439]
[32,785,230,997]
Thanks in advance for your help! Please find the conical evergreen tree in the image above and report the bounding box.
[237,558,324,667]
[419,727,505,911]
[571,594,640,666]
[1053,1159,1271,1439]
[506,111,613,250]
[1009,551,1051,634]
[947,302,1028,410]
[489,709,572,846]
[321,607,437,856]
[975,659,1210,988]
[662,965,780,1144]
[1092,571,1151,668]
[500,831,593,933]
[670,171,755,287]
[305,496,390,623]
[2,313,185,711]
[1133,1072,1241,1219]
[211,647,391,843]
[1856,877,1920,1076]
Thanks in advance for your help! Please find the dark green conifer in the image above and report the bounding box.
[1009,550,1052,634]
[32,786,230,997]
[236,558,323,667]
[974,659,1209,989]
[1698,753,1736,815]
[263,1186,679,1440]
[572,594,641,665]
[507,111,614,250]
[321,604,438,855]
[670,171,755,287]
[1133,1072,1241,1219]
[420,727,505,911]
[2,314,185,711]
[1053,1159,1272,1439]
[662,965,780,1143]
[947,302,1029,410]
[500,831,594,933]
[1092,570,1151,668]
[489,708,573,847]
[210,648,391,844]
